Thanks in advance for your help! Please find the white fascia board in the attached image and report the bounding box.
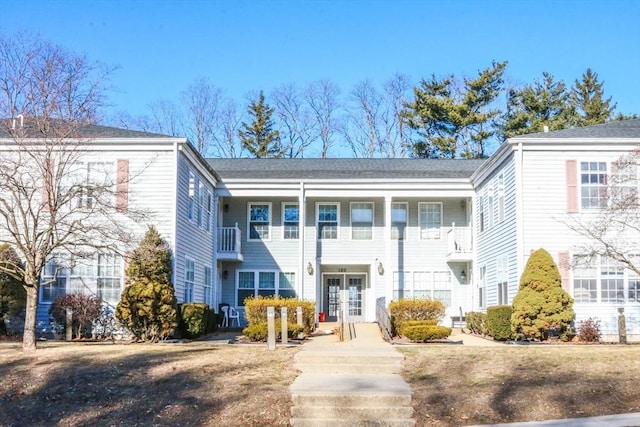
[177,143,220,186]
[0,137,185,152]
[510,137,640,145]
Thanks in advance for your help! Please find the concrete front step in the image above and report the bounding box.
[291,405,414,419]
[294,351,404,366]
[294,362,401,374]
[290,418,416,427]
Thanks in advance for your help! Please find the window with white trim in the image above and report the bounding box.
[351,202,373,240]
[572,255,640,304]
[317,203,339,240]
[487,190,494,230]
[393,271,411,300]
[418,202,442,239]
[187,171,196,220]
[248,203,271,240]
[629,262,640,303]
[97,254,122,305]
[236,271,297,305]
[496,256,508,305]
[391,202,407,240]
[497,174,505,223]
[204,190,213,232]
[283,203,299,240]
[41,256,68,303]
[478,196,485,233]
[478,265,486,308]
[184,257,195,302]
[197,182,205,227]
[203,266,213,306]
[413,271,431,299]
[573,256,597,303]
[433,271,452,307]
[86,162,115,209]
[580,161,607,209]
[600,258,624,303]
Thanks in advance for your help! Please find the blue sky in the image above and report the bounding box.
[1,0,639,118]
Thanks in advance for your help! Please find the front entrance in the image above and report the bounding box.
[323,273,366,322]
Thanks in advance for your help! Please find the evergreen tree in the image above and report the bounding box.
[511,248,574,340]
[238,91,283,158]
[0,244,26,336]
[403,61,507,159]
[572,68,615,126]
[125,225,173,285]
[501,72,578,139]
[116,226,177,341]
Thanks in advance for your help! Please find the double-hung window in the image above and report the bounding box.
[497,174,505,223]
[236,271,297,305]
[418,202,442,239]
[248,203,271,240]
[600,258,624,303]
[496,256,508,305]
[433,271,452,307]
[279,272,296,298]
[318,203,339,239]
[478,265,486,308]
[97,254,122,305]
[283,203,299,240]
[391,203,407,240]
[41,256,68,303]
[393,271,411,300]
[478,196,485,232]
[197,182,205,227]
[188,171,196,221]
[184,257,195,302]
[203,266,213,306]
[351,202,373,240]
[581,162,607,209]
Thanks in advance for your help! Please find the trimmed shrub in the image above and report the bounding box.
[179,303,214,339]
[243,296,315,334]
[125,226,173,286]
[115,278,178,341]
[577,317,601,342]
[403,325,452,342]
[242,321,305,342]
[388,298,446,336]
[487,305,513,341]
[511,248,575,340]
[466,311,488,335]
[49,293,103,339]
[396,319,437,337]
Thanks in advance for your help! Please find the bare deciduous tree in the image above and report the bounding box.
[271,83,315,158]
[305,79,342,158]
[0,33,142,351]
[180,78,223,155]
[210,98,244,158]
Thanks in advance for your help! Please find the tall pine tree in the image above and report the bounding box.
[403,61,507,159]
[572,68,615,126]
[238,91,283,158]
[501,72,578,139]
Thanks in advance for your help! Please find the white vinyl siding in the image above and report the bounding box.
[418,202,442,239]
[351,202,373,240]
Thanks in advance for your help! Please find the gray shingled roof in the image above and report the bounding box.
[206,158,487,180]
[0,119,174,139]
[514,118,640,139]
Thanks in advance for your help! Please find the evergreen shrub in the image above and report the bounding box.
[242,321,305,342]
[243,296,315,334]
[403,325,452,342]
[396,319,437,337]
[466,311,488,335]
[511,248,575,340]
[389,298,445,337]
[179,303,214,339]
[487,305,513,341]
[0,244,26,336]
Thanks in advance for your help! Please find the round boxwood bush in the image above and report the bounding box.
[403,325,452,342]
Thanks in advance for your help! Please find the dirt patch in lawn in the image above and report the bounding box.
[0,340,299,426]
[400,344,640,426]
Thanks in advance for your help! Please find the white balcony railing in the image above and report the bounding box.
[447,224,472,258]
[217,224,243,260]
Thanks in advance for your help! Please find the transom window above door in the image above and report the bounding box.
[248,202,271,241]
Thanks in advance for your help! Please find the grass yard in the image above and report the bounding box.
[0,341,297,426]
[400,344,640,426]
[1,340,639,426]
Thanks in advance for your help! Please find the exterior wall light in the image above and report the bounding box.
[377,261,384,275]
[307,262,314,275]
[460,270,466,282]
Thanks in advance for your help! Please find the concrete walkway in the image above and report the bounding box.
[289,322,415,426]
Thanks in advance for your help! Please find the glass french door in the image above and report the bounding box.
[324,274,365,322]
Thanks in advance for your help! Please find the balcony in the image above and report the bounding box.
[446,224,473,262]
[217,224,243,261]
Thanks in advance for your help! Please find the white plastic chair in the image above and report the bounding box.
[221,305,240,327]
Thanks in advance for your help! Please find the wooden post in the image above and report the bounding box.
[281,307,288,345]
[267,306,276,350]
[65,308,73,341]
[618,307,627,344]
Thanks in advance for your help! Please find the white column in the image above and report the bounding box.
[298,182,305,300]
